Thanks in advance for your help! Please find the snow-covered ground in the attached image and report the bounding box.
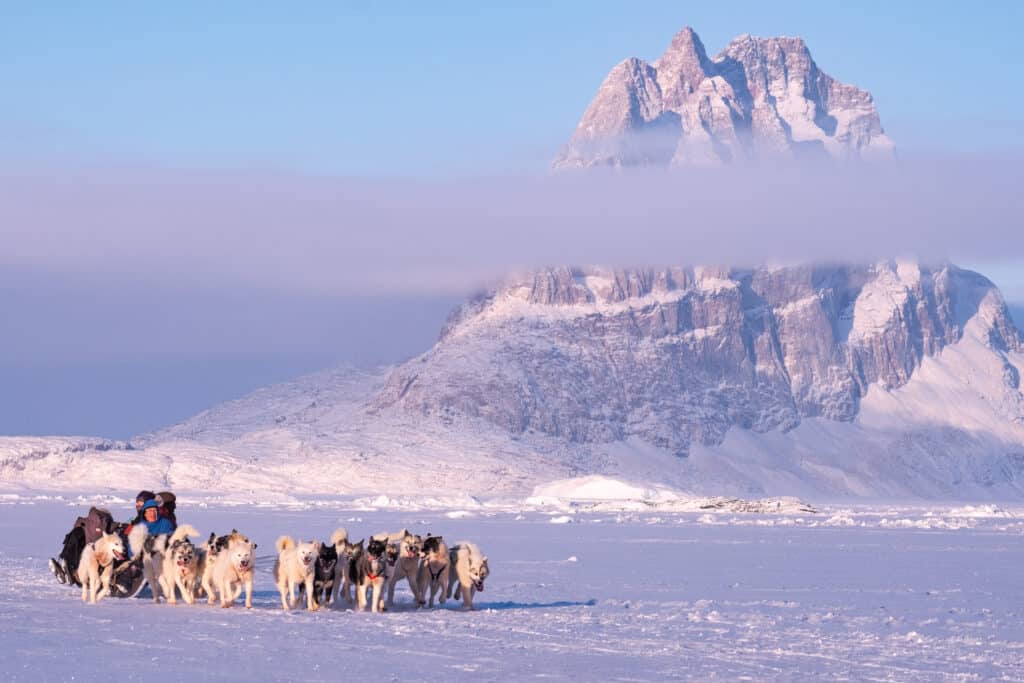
[4,497,1024,681]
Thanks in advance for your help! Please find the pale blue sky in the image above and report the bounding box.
[1,2,1021,437]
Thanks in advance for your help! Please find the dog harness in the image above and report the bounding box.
[426,562,445,582]
[366,553,383,581]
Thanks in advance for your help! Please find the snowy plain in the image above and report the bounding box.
[3,496,1024,682]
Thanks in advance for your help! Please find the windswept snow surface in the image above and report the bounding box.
[3,499,1024,681]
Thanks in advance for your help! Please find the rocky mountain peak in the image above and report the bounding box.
[376,263,1022,459]
[654,27,712,106]
[554,26,894,167]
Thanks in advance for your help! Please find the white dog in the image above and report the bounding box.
[446,542,490,610]
[128,524,168,604]
[76,532,127,604]
[195,530,236,604]
[159,524,200,605]
[212,531,257,609]
[386,531,422,608]
[416,535,449,608]
[274,536,320,611]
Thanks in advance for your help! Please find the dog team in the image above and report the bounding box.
[76,523,489,612]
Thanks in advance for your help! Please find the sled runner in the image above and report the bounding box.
[109,560,148,598]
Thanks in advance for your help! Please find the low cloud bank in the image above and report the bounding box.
[1,157,1020,296]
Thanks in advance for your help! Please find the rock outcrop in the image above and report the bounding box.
[374,263,1021,457]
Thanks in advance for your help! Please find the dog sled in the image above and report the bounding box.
[49,493,178,599]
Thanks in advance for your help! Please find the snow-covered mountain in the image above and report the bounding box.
[377,263,1022,456]
[2,262,1023,501]
[553,27,894,168]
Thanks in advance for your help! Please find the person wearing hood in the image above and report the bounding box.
[131,490,157,525]
[139,499,175,535]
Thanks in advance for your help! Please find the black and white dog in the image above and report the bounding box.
[196,530,234,604]
[348,538,387,612]
[416,534,450,608]
[299,541,339,608]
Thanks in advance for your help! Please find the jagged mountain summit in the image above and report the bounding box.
[553,27,895,168]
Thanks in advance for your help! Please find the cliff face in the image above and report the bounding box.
[554,27,894,168]
[373,263,1022,457]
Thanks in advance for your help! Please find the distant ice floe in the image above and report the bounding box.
[523,475,817,515]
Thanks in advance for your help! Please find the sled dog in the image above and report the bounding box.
[128,525,168,604]
[195,531,233,604]
[333,532,363,605]
[386,531,423,608]
[298,540,340,608]
[325,528,349,605]
[349,538,387,612]
[446,541,490,610]
[416,535,449,608]
[159,524,201,605]
[76,532,127,604]
[274,536,320,611]
[212,531,257,609]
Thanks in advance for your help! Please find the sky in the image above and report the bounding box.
[1,2,1022,438]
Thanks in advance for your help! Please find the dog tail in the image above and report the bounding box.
[330,527,348,548]
[276,536,295,553]
[170,524,200,545]
[128,524,149,559]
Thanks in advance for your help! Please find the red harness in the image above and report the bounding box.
[366,555,384,581]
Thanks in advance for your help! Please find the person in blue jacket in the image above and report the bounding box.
[139,499,175,535]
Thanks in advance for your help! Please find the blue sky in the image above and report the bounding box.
[3,1,1023,175]
[1,2,1022,437]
